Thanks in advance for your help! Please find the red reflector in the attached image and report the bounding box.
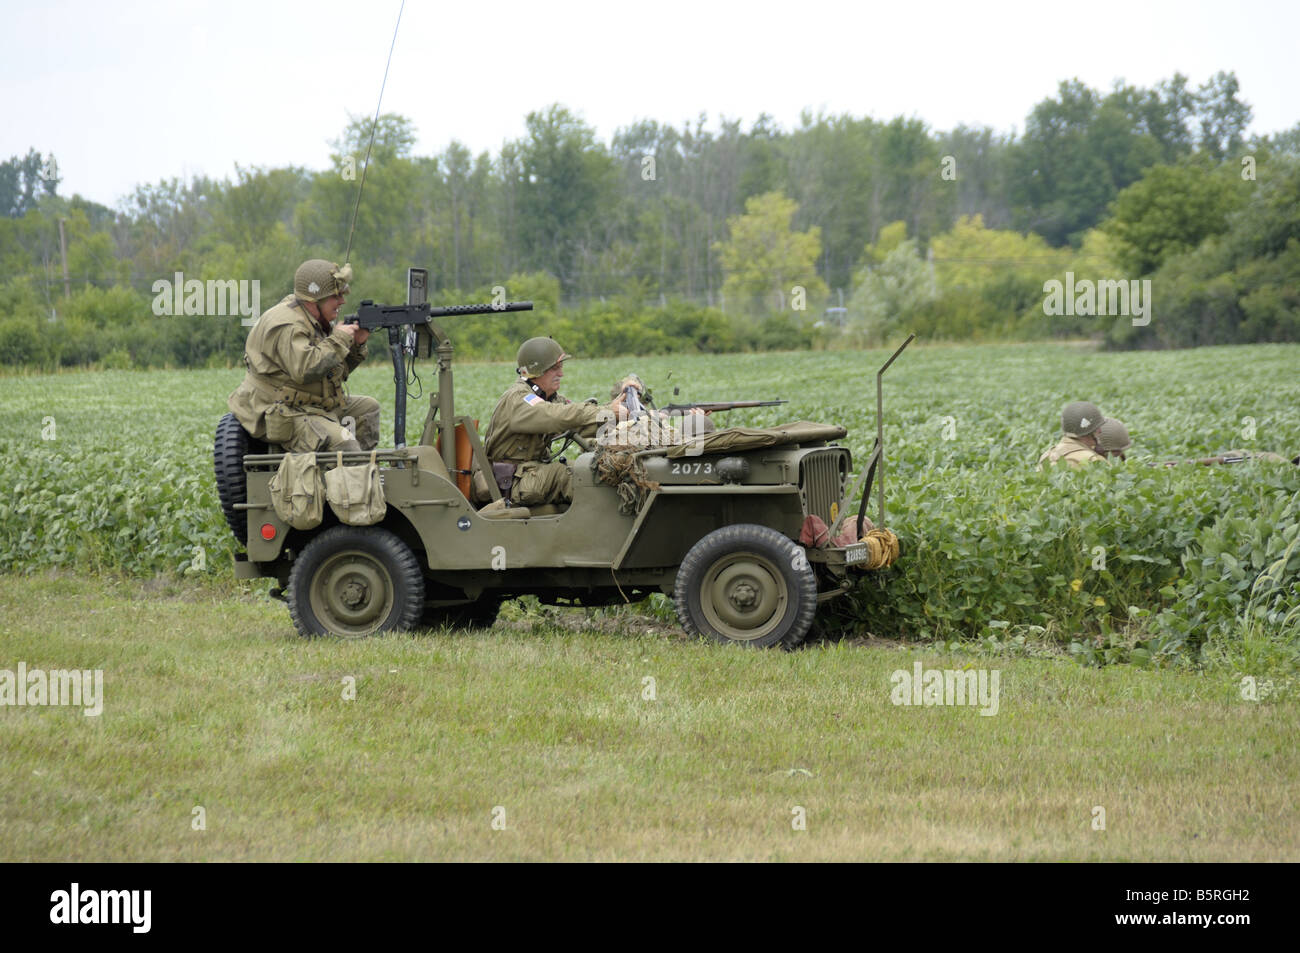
[260,524,277,540]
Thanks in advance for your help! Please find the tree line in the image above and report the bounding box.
[1,69,1297,369]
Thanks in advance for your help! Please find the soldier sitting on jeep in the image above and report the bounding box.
[227,259,379,453]
[482,337,628,506]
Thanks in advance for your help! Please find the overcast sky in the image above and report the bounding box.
[5,0,1297,208]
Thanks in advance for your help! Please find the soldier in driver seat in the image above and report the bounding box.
[482,337,627,506]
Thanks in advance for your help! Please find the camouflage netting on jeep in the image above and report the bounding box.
[592,446,660,516]
[664,421,848,458]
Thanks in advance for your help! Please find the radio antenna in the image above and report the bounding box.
[343,0,406,264]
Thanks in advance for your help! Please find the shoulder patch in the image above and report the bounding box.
[523,393,542,405]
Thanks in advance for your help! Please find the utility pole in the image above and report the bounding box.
[58,217,71,299]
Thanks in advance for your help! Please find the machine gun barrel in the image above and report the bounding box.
[429,301,533,318]
[344,299,534,329]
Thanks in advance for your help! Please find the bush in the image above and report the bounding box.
[0,277,48,323]
[0,316,53,367]
[733,312,814,351]
[100,348,133,370]
[55,317,102,366]
[61,285,150,327]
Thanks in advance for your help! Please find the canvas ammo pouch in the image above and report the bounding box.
[492,462,517,501]
[264,404,296,444]
[269,452,325,529]
[323,450,387,525]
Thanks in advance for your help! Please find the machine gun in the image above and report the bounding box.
[341,271,533,452]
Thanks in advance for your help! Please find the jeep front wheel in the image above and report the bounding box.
[674,524,817,648]
[287,526,425,638]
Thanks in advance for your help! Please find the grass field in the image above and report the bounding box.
[2,340,1298,860]
[3,573,1296,862]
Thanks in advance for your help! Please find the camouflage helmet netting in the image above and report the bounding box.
[294,259,352,302]
[1096,418,1131,452]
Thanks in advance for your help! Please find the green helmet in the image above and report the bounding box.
[1096,418,1131,453]
[517,337,570,377]
[1062,400,1105,438]
[294,259,352,302]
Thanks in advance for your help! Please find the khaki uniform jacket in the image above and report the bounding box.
[1037,436,1106,470]
[484,379,602,464]
[227,294,367,439]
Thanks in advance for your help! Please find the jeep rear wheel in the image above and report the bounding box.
[674,524,818,649]
[288,526,424,638]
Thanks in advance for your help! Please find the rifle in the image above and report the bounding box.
[1147,451,1296,467]
[658,399,787,414]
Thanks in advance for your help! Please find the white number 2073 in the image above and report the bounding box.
[670,462,713,475]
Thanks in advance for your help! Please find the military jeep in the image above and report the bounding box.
[214,269,910,648]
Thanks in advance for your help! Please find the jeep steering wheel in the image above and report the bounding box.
[546,429,593,462]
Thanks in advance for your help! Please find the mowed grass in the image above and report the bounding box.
[3,573,1296,862]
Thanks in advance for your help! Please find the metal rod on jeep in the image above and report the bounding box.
[856,332,914,536]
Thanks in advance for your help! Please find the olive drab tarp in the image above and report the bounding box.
[663,421,848,458]
[269,452,326,529]
[323,450,388,525]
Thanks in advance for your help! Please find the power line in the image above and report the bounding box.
[344,0,406,263]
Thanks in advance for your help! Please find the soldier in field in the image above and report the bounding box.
[1037,401,1108,470]
[1095,418,1131,461]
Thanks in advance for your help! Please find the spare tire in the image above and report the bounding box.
[214,412,266,545]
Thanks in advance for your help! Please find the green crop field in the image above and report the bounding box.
[2,340,1298,860]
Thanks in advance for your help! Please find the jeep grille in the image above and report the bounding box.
[798,449,849,525]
